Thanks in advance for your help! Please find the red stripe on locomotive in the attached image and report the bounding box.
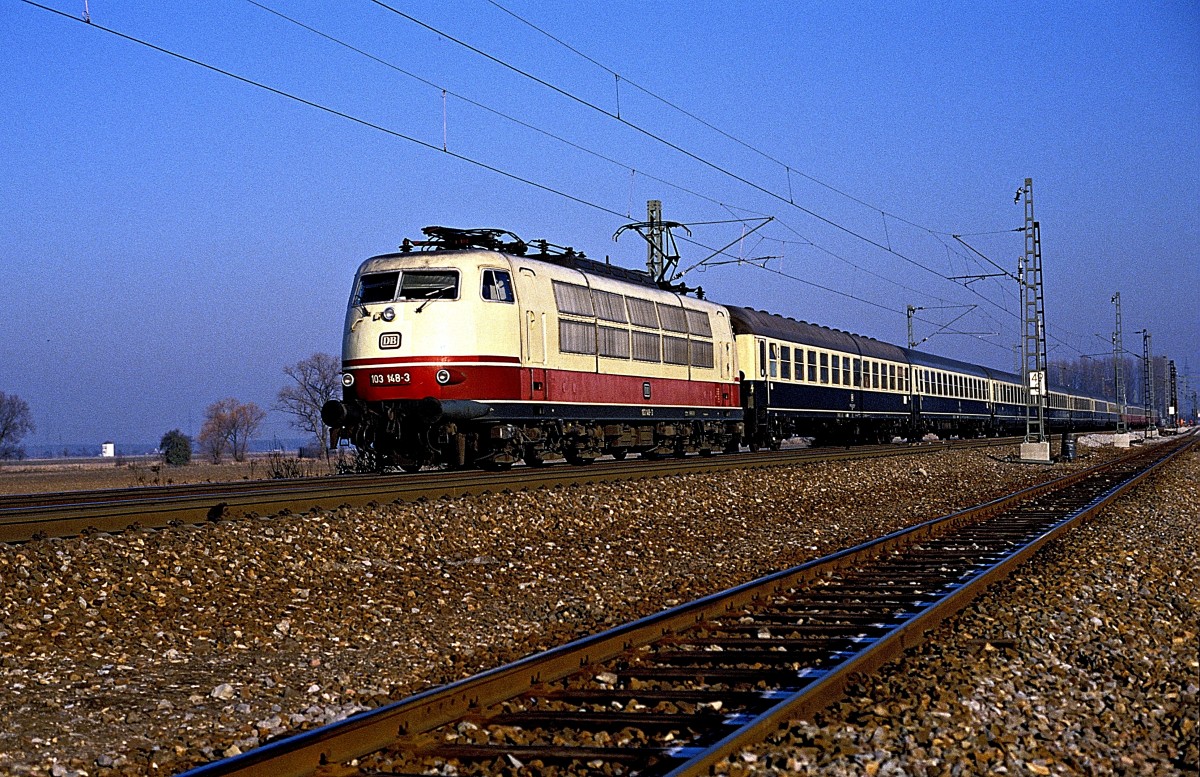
[348,362,738,408]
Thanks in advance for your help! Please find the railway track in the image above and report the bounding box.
[1,437,1018,543]
[178,432,1193,777]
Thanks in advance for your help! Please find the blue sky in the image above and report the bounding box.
[2,0,1197,447]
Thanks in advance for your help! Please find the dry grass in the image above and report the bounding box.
[0,455,335,496]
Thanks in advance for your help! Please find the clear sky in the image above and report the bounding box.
[2,0,1198,448]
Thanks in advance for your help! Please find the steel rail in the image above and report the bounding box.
[1,437,1016,543]
[175,433,1194,777]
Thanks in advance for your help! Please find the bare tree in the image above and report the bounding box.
[0,392,35,460]
[275,353,341,457]
[228,402,266,461]
[199,398,266,463]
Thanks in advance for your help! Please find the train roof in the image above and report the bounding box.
[727,307,908,362]
[904,348,990,378]
[389,225,667,292]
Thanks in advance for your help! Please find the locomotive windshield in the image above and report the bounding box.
[352,269,460,305]
[354,272,400,304]
[398,270,459,300]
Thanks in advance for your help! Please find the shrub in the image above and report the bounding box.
[160,429,193,466]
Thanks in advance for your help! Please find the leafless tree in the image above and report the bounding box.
[275,353,341,457]
[0,392,35,460]
[199,398,267,463]
[228,402,266,461]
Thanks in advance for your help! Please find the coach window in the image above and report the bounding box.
[769,343,779,378]
[780,345,792,380]
[904,367,911,393]
[853,359,862,387]
[807,350,817,382]
[830,354,840,385]
[843,358,851,385]
[872,361,880,389]
[481,269,514,303]
[819,352,829,384]
[795,349,805,381]
[888,364,896,391]
[758,340,767,378]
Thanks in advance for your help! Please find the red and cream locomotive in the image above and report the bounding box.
[322,227,743,470]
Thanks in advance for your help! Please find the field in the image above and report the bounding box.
[0,454,335,495]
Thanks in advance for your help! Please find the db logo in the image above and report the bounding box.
[379,332,401,349]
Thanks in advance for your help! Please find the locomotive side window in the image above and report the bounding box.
[559,319,595,354]
[663,336,690,365]
[399,270,459,300]
[632,331,661,362]
[598,325,630,358]
[684,309,712,337]
[553,281,594,316]
[355,271,400,304]
[627,297,659,328]
[593,290,627,322]
[690,340,715,369]
[481,269,514,303]
[780,346,792,380]
[657,304,689,334]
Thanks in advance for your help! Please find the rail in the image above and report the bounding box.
[176,432,1194,777]
[2,437,1017,543]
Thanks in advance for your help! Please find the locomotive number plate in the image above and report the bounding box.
[369,372,411,385]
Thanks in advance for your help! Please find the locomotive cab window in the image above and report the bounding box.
[481,269,514,303]
[354,271,400,304]
[399,270,459,300]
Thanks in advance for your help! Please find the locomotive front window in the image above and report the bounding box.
[399,270,459,300]
[355,271,400,304]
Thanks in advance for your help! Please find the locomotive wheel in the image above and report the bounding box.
[610,449,628,461]
[400,464,422,473]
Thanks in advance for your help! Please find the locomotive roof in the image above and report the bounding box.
[395,225,667,292]
[727,307,909,362]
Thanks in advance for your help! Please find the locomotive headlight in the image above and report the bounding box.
[342,373,355,387]
[435,369,451,385]
[381,306,396,322]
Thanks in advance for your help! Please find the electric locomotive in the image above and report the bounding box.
[322,227,742,470]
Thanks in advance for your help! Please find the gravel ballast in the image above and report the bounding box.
[0,441,1192,775]
[724,443,1199,776]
